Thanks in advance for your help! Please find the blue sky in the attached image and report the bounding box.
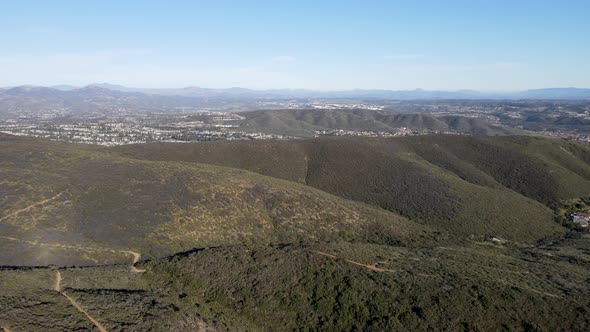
[1,0,589,90]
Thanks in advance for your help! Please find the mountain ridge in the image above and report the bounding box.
[4,84,590,99]
[234,109,516,136]
[0,133,433,267]
[115,135,590,243]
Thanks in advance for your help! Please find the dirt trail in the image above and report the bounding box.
[54,270,62,292]
[62,292,108,332]
[122,251,146,273]
[54,271,108,332]
[560,146,574,156]
[0,236,145,273]
[0,192,65,222]
[522,287,561,299]
[315,251,395,273]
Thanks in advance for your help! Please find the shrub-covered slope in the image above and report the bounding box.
[234,109,516,137]
[116,135,590,243]
[2,236,590,331]
[0,135,429,266]
[2,133,590,331]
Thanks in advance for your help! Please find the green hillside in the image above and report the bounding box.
[403,136,590,204]
[232,109,516,137]
[116,135,590,243]
[2,133,590,331]
[0,135,430,266]
[2,235,590,331]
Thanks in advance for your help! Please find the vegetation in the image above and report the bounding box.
[2,133,590,331]
[234,109,516,137]
[117,135,590,243]
[0,134,432,266]
[2,236,590,331]
[553,196,590,230]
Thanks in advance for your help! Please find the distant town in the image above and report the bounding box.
[314,128,468,138]
[1,86,589,145]
[0,111,293,146]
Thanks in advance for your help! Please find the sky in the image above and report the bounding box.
[0,0,589,90]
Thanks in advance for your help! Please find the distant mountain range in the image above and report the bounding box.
[2,84,590,100]
[0,85,218,115]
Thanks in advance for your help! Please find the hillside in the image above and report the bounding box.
[2,133,590,331]
[116,135,590,243]
[234,109,515,137]
[0,134,431,266]
[2,235,590,331]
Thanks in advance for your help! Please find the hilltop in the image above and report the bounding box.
[233,109,515,137]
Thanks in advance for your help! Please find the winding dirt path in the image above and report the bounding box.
[0,236,145,273]
[123,251,146,273]
[0,192,65,222]
[314,251,395,273]
[1,216,142,332]
[54,271,108,332]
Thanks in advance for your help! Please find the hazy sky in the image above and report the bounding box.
[1,0,589,90]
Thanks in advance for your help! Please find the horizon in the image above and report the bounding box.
[1,1,589,90]
[3,82,589,93]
